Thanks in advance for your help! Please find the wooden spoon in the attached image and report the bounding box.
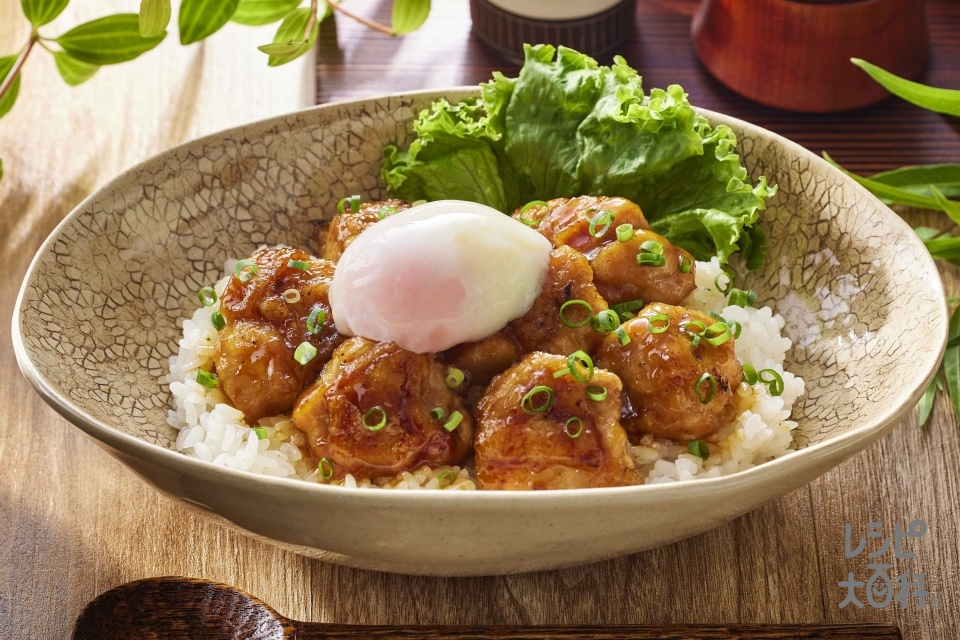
[73,576,902,639]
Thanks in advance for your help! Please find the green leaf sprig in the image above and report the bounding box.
[0,0,433,183]
[831,59,960,426]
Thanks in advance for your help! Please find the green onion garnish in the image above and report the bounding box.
[730,321,742,339]
[559,299,593,328]
[616,223,634,243]
[639,240,664,255]
[612,300,644,316]
[695,372,716,404]
[564,416,583,438]
[233,259,258,283]
[211,311,226,331]
[254,427,268,440]
[759,369,785,396]
[714,272,733,295]
[647,313,670,334]
[377,204,399,220]
[337,195,360,214]
[687,439,710,460]
[294,341,317,365]
[445,367,465,389]
[563,350,594,382]
[521,385,554,414]
[704,322,732,347]
[318,457,334,479]
[728,288,757,308]
[362,406,387,431]
[438,469,456,488]
[636,253,665,267]
[678,254,693,273]
[196,370,219,388]
[743,364,758,385]
[519,200,546,227]
[586,385,607,402]
[680,320,706,343]
[591,309,620,333]
[614,325,631,346]
[443,411,463,432]
[430,407,446,420]
[307,306,325,334]
[197,286,217,307]
[588,209,615,238]
[282,288,301,304]
[287,259,310,271]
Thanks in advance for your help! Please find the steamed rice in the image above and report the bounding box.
[166,257,805,488]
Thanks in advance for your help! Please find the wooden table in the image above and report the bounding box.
[1,1,958,638]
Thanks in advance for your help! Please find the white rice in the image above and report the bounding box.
[166,257,804,488]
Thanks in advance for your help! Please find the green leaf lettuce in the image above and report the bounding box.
[381,44,776,268]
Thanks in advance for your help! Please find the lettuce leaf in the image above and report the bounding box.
[381,44,776,268]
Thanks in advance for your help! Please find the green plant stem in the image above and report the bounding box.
[0,32,37,105]
[328,0,394,36]
[304,0,319,38]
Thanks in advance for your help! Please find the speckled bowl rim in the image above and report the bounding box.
[12,87,949,507]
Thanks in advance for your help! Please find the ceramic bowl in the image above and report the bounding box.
[13,89,947,576]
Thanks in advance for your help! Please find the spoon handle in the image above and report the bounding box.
[289,623,902,639]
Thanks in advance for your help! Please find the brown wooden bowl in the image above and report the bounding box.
[692,0,929,113]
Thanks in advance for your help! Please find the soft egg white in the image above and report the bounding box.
[330,200,552,353]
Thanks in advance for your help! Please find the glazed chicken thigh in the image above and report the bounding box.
[475,352,641,490]
[317,198,411,261]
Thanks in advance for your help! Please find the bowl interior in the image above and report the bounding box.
[15,90,945,459]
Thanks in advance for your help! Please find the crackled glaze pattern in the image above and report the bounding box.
[17,92,945,455]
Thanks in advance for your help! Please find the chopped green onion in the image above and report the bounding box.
[690,334,701,348]
[730,321,742,339]
[588,209,615,238]
[337,195,360,214]
[614,325,631,346]
[586,385,607,402]
[714,272,733,295]
[678,254,693,273]
[559,299,593,328]
[254,427,268,440]
[612,300,644,316]
[282,288,301,304]
[294,341,317,365]
[445,367,465,389]
[377,204,399,220]
[233,259,258,283]
[687,439,710,460]
[437,469,456,488]
[759,369,785,396]
[728,288,758,308]
[430,407,446,420]
[704,322,732,347]
[565,350,594,382]
[521,385,554,414]
[564,416,583,438]
[639,240,664,255]
[620,311,636,321]
[742,364,758,385]
[197,286,217,307]
[647,313,670,334]
[307,306,326,334]
[318,457,334,479]
[211,311,226,331]
[443,411,463,432]
[636,253,665,267]
[196,370,219,388]
[519,200,547,226]
[591,309,620,333]
[616,223,634,243]
[680,320,706,337]
[362,406,387,431]
[695,372,717,404]
[287,259,310,271]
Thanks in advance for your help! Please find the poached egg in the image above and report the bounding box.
[330,200,552,353]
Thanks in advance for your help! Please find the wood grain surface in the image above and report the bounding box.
[1,1,958,639]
